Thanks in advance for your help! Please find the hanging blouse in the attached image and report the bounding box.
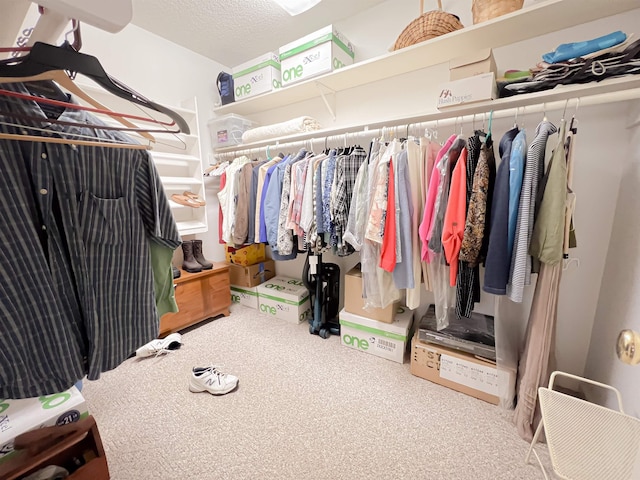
[380,156,397,271]
[530,120,568,264]
[391,149,415,290]
[428,136,466,255]
[442,148,468,287]
[459,138,496,266]
[484,127,519,295]
[419,134,457,262]
[456,134,482,318]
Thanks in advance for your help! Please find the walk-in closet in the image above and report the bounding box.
[1,1,639,479]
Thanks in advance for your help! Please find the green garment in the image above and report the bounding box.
[149,240,179,317]
[529,120,567,265]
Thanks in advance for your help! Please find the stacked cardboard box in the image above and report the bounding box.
[257,276,311,324]
[279,25,354,87]
[410,332,515,405]
[343,264,397,323]
[227,244,275,309]
[339,307,414,364]
[232,52,281,100]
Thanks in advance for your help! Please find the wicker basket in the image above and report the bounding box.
[472,0,524,24]
[392,0,464,51]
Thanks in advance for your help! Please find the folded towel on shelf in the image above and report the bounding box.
[241,116,322,143]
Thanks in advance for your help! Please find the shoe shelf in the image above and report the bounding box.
[176,219,209,236]
[212,0,639,117]
[75,84,208,237]
[160,176,203,186]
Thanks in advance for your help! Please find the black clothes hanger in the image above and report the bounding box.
[0,42,190,134]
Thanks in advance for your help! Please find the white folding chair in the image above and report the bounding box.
[525,371,640,480]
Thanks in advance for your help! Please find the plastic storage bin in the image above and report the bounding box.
[208,114,255,148]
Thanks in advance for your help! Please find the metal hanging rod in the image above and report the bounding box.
[215,77,640,160]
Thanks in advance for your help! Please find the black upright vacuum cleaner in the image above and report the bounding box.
[303,252,340,339]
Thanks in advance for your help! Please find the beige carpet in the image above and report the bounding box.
[82,304,549,480]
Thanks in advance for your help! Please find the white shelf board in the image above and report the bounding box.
[215,76,640,153]
[176,220,208,236]
[152,133,199,152]
[213,0,639,117]
[168,200,189,210]
[160,176,202,186]
[151,153,200,167]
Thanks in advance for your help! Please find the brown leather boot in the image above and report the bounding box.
[181,241,203,273]
[192,239,213,270]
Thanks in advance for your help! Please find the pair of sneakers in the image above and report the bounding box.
[135,334,238,395]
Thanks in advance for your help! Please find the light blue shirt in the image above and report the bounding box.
[260,157,287,243]
[508,130,527,255]
[392,150,414,289]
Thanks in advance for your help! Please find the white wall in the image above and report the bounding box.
[584,107,640,416]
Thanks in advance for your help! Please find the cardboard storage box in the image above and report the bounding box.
[449,48,497,81]
[344,264,396,323]
[411,334,515,405]
[231,284,259,309]
[225,243,266,266]
[279,25,354,87]
[208,114,256,148]
[0,386,89,464]
[339,306,414,364]
[233,52,281,101]
[437,72,497,109]
[228,259,276,288]
[257,276,311,324]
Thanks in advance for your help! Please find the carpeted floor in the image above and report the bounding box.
[82,305,548,479]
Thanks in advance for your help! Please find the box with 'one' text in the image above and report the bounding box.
[0,386,89,465]
[232,52,281,100]
[231,285,259,309]
[279,25,354,87]
[257,276,311,324]
[339,306,414,364]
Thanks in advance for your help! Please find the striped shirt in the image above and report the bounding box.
[0,82,180,398]
[507,121,557,302]
[332,147,367,256]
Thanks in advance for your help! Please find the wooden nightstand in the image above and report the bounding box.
[159,262,231,336]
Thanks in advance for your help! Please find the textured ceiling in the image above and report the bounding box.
[131,0,387,67]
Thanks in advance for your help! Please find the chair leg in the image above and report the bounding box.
[526,421,545,464]
[526,421,550,480]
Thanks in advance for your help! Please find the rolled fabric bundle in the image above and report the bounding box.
[242,116,321,143]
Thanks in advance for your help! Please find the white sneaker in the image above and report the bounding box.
[189,366,238,395]
[135,333,183,358]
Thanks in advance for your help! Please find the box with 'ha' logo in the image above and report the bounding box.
[257,276,311,324]
[437,72,497,109]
